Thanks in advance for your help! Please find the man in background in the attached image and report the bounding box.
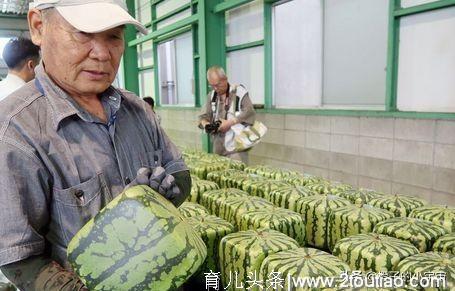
[198,66,256,163]
[0,37,40,101]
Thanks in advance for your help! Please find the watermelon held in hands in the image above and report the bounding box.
[67,185,207,291]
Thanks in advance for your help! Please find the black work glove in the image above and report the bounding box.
[127,167,181,205]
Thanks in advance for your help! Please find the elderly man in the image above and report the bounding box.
[0,37,40,101]
[0,1,190,290]
[199,66,256,163]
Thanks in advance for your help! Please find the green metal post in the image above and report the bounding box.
[198,0,225,153]
[264,1,273,109]
[385,0,400,111]
[152,1,161,106]
[123,0,140,95]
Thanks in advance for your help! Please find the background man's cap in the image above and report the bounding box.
[30,0,148,35]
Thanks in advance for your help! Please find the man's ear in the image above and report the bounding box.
[28,9,45,46]
[27,59,36,71]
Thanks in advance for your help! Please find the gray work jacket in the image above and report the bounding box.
[0,64,187,268]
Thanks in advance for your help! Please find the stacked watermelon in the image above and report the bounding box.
[235,207,306,245]
[327,204,394,250]
[433,233,455,255]
[241,179,292,199]
[67,185,207,291]
[206,169,247,187]
[373,217,447,252]
[185,215,235,283]
[187,179,219,203]
[182,149,453,290]
[183,150,245,171]
[336,188,384,205]
[200,153,245,170]
[267,185,318,211]
[200,188,249,217]
[332,233,419,272]
[186,160,230,179]
[259,248,350,290]
[179,202,209,218]
[295,195,351,250]
[396,252,455,291]
[219,229,299,290]
[218,195,275,226]
[409,205,455,233]
[368,194,427,217]
[224,173,264,189]
[284,173,324,187]
[245,165,300,180]
[304,180,333,195]
[328,181,354,196]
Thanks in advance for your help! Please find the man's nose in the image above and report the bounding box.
[89,40,111,62]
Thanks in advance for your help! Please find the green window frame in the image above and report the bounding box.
[215,0,455,119]
[124,0,455,120]
[124,0,201,108]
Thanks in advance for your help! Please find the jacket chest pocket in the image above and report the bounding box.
[136,149,163,169]
[50,173,113,245]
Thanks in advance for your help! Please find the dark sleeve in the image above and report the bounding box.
[1,255,51,291]
[170,170,191,207]
[236,94,255,125]
[198,93,214,128]
[157,126,188,176]
[0,139,51,267]
[1,256,87,291]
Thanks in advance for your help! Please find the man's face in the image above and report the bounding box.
[39,11,125,96]
[208,73,228,96]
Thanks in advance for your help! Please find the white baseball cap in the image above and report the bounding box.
[30,0,148,35]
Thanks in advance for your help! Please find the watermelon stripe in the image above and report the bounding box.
[333,234,419,272]
[295,195,351,250]
[219,229,299,290]
[373,217,447,252]
[236,207,306,245]
[395,252,455,291]
[409,205,455,233]
[179,202,209,218]
[433,233,455,255]
[200,188,249,217]
[260,248,350,288]
[327,204,394,251]
[368,195,426,217]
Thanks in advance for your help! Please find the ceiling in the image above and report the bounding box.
[1,0,31,15]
